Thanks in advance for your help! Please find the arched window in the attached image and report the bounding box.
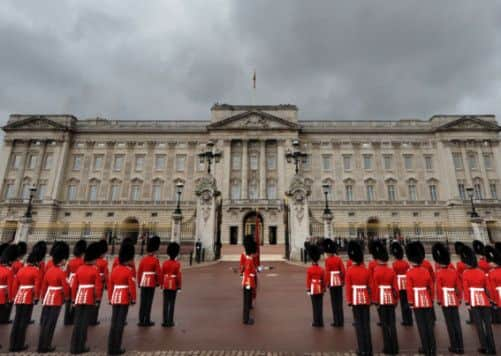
[322,179,334,200]
[365,179,375,201]
[344,179,354,201]
[231,179,241,200]
[67,179,79,201]
[386,179,397,201]
[152,178,164,201]
[427,178,439,201]
[267,179,277,199]
[110,179,121,201]
[130,179,143,201]
[473,177,484,200]
[408,179,417,201]
[21,178,32,199]
[88,179,100,201]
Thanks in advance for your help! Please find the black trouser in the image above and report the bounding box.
[38,305,61,352]
[70,304,93,354]
[379,305,398,355]
[139,287,155,324]
[491,306,501,324]
[0,302,12,323]
[413,308,436,356]
[310,293,323,326]
[243,287,253,323]
[64,300,74,325]
[108,305,129,354]
[89,301,101,325]
[329,287,344,326]
[352,305,372,356]
[9,304,33,351]
[399,290,413,325]
[163,289,177,325]
[471,306,496,354]
[442,306,463,353]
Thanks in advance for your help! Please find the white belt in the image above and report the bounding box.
[47,286,62,291]
[166,275,177,278]
[442,287,455,307]
[397,275,406,286]
[19,285,34,289]
[353,285,367,289]
[496,287,501,294]
[470,287,485,306]
[78,284,94,289]
[413,287,426,305]
[310,279,321,294]
[113,285,128,289]
[143,272,155,275]
[0,285,7,289]
[379,285,391,303]
[330,271,340,286]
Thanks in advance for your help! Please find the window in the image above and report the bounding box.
[474,182,483,200]
[366,183,375,201]
[152,183,162,201]
[44,153,53,170]
[93,155,103,171]
[345,184,353,201]
[483,153,493,170]
[383,155,392,170]
[67,184,77,201]
[231,181,241,200]
[458,182,466,200]
[110,183,120,200]
[135,155,145,171]
[403,154,413,170]
[363,155,372,170]
[131,184,141,200]
[452,152,463,170]
[113,155,124,171]
[387,184,396,201]
[468,152,478,170]
[267,181,277,199]
[436,224,444,236]
[424,156,433,170]
[3,183,15,199]
[302,156,311,170]
[250,153,258,170]
[155,155,166,170]
[323,183,333,200]
[267,154,276,170]
[11,154,21,170]
[72,155,82,170]
[349,224,356,237]
[248,181,258,200]
[343,155,352,171]
[21,183,31,199]
[414,223,421,236]
[88,183,99,201]
[231,154,241,170]
[37,183,47,200]
[408,181,417,201]
[489,181,497,199]
[197,158,205,172]
[82,223,91,237]
[27,154,37,170]
[175,155,186,172]
[429,184,438,201]
[322,154,332,171]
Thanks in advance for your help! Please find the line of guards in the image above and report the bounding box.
[0,236,182,354]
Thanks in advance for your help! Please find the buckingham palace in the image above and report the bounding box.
[0,104,500,258]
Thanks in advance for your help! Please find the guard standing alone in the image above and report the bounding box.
[137,235,161,326]
[241,236,256,325]
[306,244,325,327]
[323,238,345,327]
[161,242,182,327]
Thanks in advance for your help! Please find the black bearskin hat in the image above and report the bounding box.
[348,241,364,264]
[432,242,450,266]
[26,251,39,265]
[390,242,404,260]
[17,241,27,258]
[405,241,425,265]
[473,240,485,256]
[84,242,101,262]
[121,237,135,247]
[373,240,389,262]
[1,244,18,265]
[485,245,501,266]
[97,239,108,256]
[52,242,70,265]
[119,243,135,264]
[460,245,477,268]
[495,242,501,253]
[368,240,377,257]
[32,241,47,260]
[307,244,321,262]
[167,242,180,259]
[147,235,161,253]
[454,241,465,256]
[323,238,337,254]
[0,243,8,258]
[73,239,87,257]
[243,235,256,255]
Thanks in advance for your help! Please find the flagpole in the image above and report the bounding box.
[252,69,256,106]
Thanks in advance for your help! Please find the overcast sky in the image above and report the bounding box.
[0,1,500,124]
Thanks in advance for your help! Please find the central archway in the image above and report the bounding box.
[121,217,140,243]
[367,217,380,240]
[242,211,264,246]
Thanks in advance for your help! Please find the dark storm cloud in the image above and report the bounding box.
[0,1,500,124]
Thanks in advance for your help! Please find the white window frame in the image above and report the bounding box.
[155,155,166,171]
[322,154,332,171]
[175,155,186,172]
[113,155,124,171]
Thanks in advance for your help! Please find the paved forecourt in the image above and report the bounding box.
[0,261,498,354]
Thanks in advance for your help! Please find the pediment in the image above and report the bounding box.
[435,116,500,132]
[3,116,69,131]
[207,111,300,131]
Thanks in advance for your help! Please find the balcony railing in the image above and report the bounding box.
[223,199,283,208]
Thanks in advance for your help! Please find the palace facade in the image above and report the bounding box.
[1,104,501,249]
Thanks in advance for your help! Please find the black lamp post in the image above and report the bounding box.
[24,186,37,218]
[198,140,221,175]
[322,183,332,215]
[466,187,479,218]
[174,181,184,215]
[286,139,308,175]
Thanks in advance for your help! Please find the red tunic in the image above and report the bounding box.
[345,264,370,305]
[435,266,461,307]
[487,267,501,306]
[406,266,433,308]
[239,252,246,274]
[241,255,256,289]
[306,263,325,295]
[45,259,54,271]
[108,264,136,305]
[12,265,41,305]
[478,258,491,275]
[71,264,103,305]
[11,260,24,275]
[138,254,161,288]
[324,255,345,287]
[112,257,136,276]
[95,257,109,286]
[161,259,182,290]
[66,257,84,286]
[0,265,14,304]
[462,267,490,307]
[41,264,70,306]
[392,259,410,290]
[421,259,435,281]
[372,263,398,305]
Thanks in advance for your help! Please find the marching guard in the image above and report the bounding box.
[461,244,497,354]
[161,242,182,327]
[345,240,372,356]
[323,238,345,327]
[137,235,161,326]
[405,241,436,356]
[70,242,103,354]
[432,242,464,354]
[90,239,109,326]
[306,243,325,327]
[11,242,27,275]
[390,241,413,326]
[112,238,137,275]
[65,239,86,325]
[241,236,256,325]
[372,241,399,355]
[485,245,501,324]
[107,242,136,355]
[474,240,492,275]
[37,241,70,353]
[0,244,16,325]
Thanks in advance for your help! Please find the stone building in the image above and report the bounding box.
[0,104,500,254]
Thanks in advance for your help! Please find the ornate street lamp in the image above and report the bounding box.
[174,181,184,215]
[466,187,479,218]
[286,139,308,175]
[322,183,332,215]
[198,140,222,175]
[24,186,37,218]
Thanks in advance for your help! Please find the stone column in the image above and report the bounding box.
[471,217,488,245]
[14,141,29,196]
[194,175,218,261]
[170,212,182,243]
[260,140,266,199]
[277,141,286,198]
[51,137,71,200]
[0,139,14,185]
[436,141,459,200]
[222,140,231,199]
[241,140,248,199]
[323,212,333,239]
[286,175,311,260]
[33,140,48,186]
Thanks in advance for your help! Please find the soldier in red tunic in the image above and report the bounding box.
[405,241,436,356]
[372,240,399,355]
[37,241,70,353]
[9,248,43,352]
[306,244,325,327]
[474,240,492,275]
[70,242,103,354]
[90,239,109,326]
[137,235,161,326]
[345,240,372,356]
[32,241,48,279]
[0,244,16,325]
[432,242,464,354]
[64,239,86,325]
[461,244,496,355]
[485,246,501,324]
[241,236,256,325]
[323,238,345,327]
[112,238,137,275]
[161,242,182,327]
[390,242,413,326]
[107,243,136,355]
[11,242,27,275]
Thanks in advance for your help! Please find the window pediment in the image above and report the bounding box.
[207,111,300,131]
